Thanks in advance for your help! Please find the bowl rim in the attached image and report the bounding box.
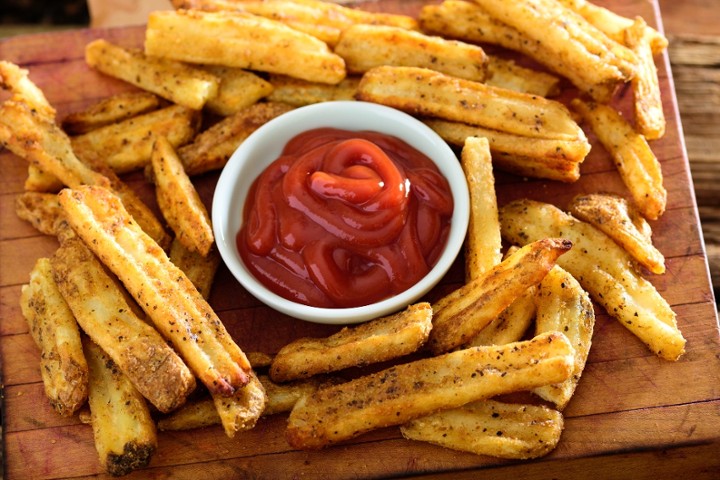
[212,100,469,324]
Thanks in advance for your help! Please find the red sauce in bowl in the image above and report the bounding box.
[236,127,454,308]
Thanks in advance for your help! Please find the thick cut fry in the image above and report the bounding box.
[532,265,595,410]
[267,75,359,107]
[58,185,252,396]
[202,66,273,116]
[357,66,585,142]
[286,331,575,449]
[0,60,55,118]
[145,10,346,84]
[625,17,666,140]
[152,136,214,256]
[20,258,88,417]
[500,199,685,361]
[269,302,433,382]
[83,337,157,477]
[461,137,501,281]
[571,99,666,220]
[178,101,293,175]
[336,24,487,82]
[71,104,200,175]
[15,192,65,236]
[169,237,221,299]
[568,193,665,274]
[51,237,197,413]
[428,238,572,355]
[211,371,266,437]
[61,91,161,135]
[485,56,560,97]
[401,399,564,459]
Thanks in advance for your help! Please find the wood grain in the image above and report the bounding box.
[1,1,719,479]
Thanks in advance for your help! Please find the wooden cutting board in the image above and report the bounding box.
[1,1,719,478]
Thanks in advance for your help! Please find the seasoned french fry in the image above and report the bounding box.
[336,24,487,82]
[246,351,274,370]
[152,136,214,256]
[83,337,157,476]
[20,258,88,417]
[496,152,582,183]
[51,237,197,413]
[532,265,595,410]
[428,238,572,355]
[211,371,266,437]
[71,104,200,175]
[157,396,219,431]
[358,66,585,142]
[269,302,433,382]
[571,98,666,220]
[500,199,685,361]
[267,74,359,107]
[485,56,561,97]
[0,60,55,118]
[401,399,564,459]
[202,66,273,116]
[625,17,665,140]
[569,193,665,274]
[178,101,293,176]
[145,9,346,84]
[61,91,161,135]
[15,192,65,236]
[24,164,64,193]
[286,331,575,449]
[169,237,221,299]
[58,185,253,396]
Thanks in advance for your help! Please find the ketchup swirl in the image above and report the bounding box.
[237,128,453,308]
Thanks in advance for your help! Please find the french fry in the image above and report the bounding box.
[51,236,197,413]
[168,237,221,299]
[335,24,488,82]
[15,192,65,236]
[178,101,293,176]
[145,9,346,84]
[485,56,561,97]
[625,17,666,140]
[0,60,55,118]
[20,258,88,417]
[357,66,585,142]
[532,265,595,410]
[428,238,572,355]
[571,98,666,220]
[70,104,200,175]
[267,74,359,107]
[494,152,582,183]
[61,91,162,135]
[401,399,564,459]
[152,136,214,256]
[500,199,685,361]
[568,193,665,274]
[246,351,274,370]
[269,302,433,383]
[211,371,266,437]
[24,164,64,193]
[286,331,575,449]
[202,66,273,116]
[58,185,253,396]
[83,337,157,476]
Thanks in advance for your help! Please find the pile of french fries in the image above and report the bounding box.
[1,0,686,475]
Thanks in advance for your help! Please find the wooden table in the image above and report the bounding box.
[1,1,719,478]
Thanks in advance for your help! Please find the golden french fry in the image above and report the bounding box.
[15,192,65,236]
[168,237,221,299]
[0,60,55,119]
[286,331,575,449]
[58,185,252,396]
[211,371,266,437]
[401,399,564,459]
[145,9,346,84]
[152,136,214,256]
[485,56,561,97]
[500,199,685,361]
[533,265,595,410]
[61,91,161,135]
[428,238,572,355]
[24,164,64,193]
[269,302,433,383]
[202,65,273,116]
[267,74,359,107]
[20,258,88,417]
[571,98,666,220]
[83,337,157,476]
[358,66,585,142]
[568,193,665,274]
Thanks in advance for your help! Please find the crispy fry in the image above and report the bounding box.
[61,91,162,135]
[336,24,487,82]
[500,199,685,361]
[428,238,572,355]
[83,337,157,476]
[485,56,561,97]
[20,258,88,417]
[15,192,65,236]
[58,185,252,396]
[286,331,575,449]
[145,9,346,84]
[269,302,433,382]
[571,98,666,220]
[401,399,564,459]
[51,236,197,413]
[152,136,214,256]
[267,74,360,107]
[357,66,585,142]
[202,66,273,116]
[569,193,665,274]
[0,60,55,118]
[211,371,266,437]
[168,237,221,299]
[532,265,594,410]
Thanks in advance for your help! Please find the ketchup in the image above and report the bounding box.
[237,128,454,308]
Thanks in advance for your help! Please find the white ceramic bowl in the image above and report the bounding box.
[213,101,469,324]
